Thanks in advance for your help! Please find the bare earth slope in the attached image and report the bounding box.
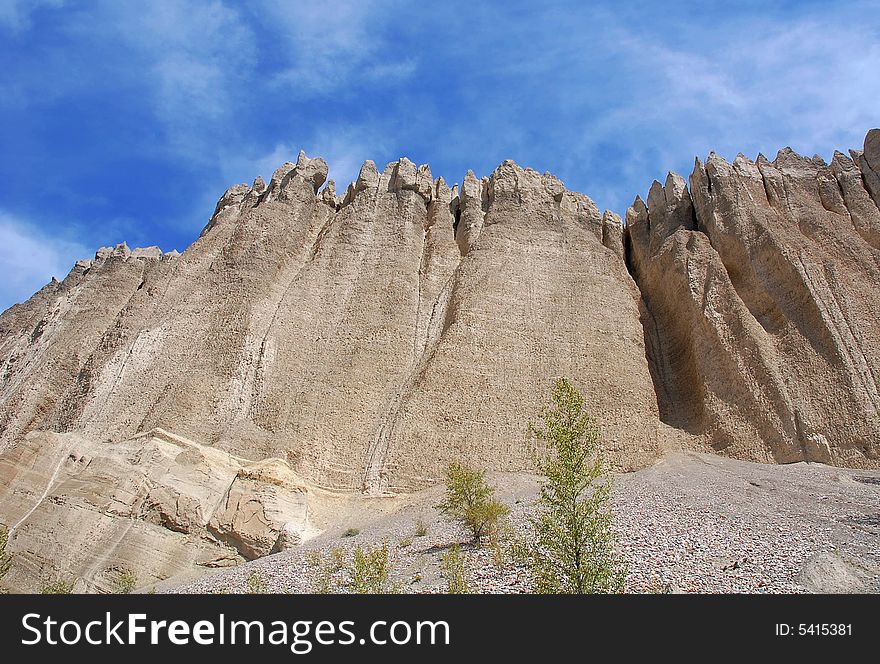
[170,453,880,594]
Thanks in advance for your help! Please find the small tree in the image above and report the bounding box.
[440,545,469,594]
[437,462,509,543]
[349,543,393,594]
[527,378,626,593]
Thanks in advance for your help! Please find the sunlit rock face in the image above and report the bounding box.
[0,152,661,497]
[2,130,879,592]
[626,131,880,468]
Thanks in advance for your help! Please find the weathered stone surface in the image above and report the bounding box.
[1,132,879,590]
[859,129,880,207]
[0,148,660,495]
[626,131,880,467]
[207,459,310,559]
[0,428,314,592]
[381,159,660,492]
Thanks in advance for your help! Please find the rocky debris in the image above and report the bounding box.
[0,428,317,593]
[170,453,880,595]
[796,551,878,593]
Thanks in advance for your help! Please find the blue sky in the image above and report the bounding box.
[1,0,878,312]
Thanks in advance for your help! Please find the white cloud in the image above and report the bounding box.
[0,0,64,32]
[445,3,880,213]
[122,1,255,119]
[0,211,89,312]
[51,1,257,162]
[256,0,415,95]
[617,16,880,159]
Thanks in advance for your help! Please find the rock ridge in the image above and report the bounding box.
[625,132,880,467]
[1,129,879,592]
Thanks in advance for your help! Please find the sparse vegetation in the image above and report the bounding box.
[415,519,428,537]
[330,547,345,570]
[350,543,393,594]
[526,377,626,593]
[342,528,360,538]
[437,462,509,543]
[113,567,137,594]
[40,579,75,594]
[398,537,412,548]
[440,544,469,594]
[307,547,346,594]
[246,570,267,594]
[0,527,12,589]
[308,544,397,594]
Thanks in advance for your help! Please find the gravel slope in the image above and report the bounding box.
[168,452,880,594]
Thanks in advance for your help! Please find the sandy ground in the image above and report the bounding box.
[167,452,880,594]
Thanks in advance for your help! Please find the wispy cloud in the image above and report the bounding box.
[0,211,89,312]
[255,0,415,96]
[429,2,880,212]
[0,0,65,32]
[73,1,256,157]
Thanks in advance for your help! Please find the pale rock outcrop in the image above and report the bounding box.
[857,128,880,207]
[0,428,315,593]
[626,131,880,467]
[601,210,624,258]
[208,459,310,559]
[0,147,660,498]
[383,159,661,491]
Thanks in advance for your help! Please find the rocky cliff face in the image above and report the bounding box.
[0,150,661,495]
[1,130,879,591]
[626,130,880,468]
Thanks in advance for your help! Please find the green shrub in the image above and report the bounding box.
[349,543,393,594]
[437,462,509,543]
[307,548,346,594]
[440,545,469,594]
[114,568,137,594]
[40,579,74,594]
[309,545,397,594]
[526,378,626,594]
[246,570,267,594]
[0,527,12,586]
